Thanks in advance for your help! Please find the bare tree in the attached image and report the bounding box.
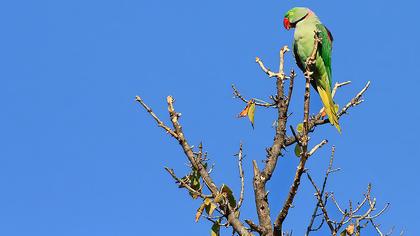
[135,32,393,235]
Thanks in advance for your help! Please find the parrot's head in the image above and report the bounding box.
[283,7,312,30]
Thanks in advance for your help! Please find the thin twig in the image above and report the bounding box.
[285,70,296,107]
[369,203,390,219]
[164,167,212,198]
[135,96,179,139]
[306,171,335,233]
[370,219,386,236]
[330,194,346,215]
[338,81,371,117]
[256,57,279,78]
[232,84,277,107]
[308,139,328,156]
[289,125,302,146]
[332,81,351,98]
[235,143,245,211]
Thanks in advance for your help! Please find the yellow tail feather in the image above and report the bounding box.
[317,86,341,133]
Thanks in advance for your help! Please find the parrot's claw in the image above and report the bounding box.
[304,71,313,78]
[305,57,316,66]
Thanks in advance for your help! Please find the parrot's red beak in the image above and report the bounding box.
[283,18,291,30]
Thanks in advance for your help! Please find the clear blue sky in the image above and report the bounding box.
[0,0,418,235]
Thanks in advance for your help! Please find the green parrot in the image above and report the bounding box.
[283,7,341,133]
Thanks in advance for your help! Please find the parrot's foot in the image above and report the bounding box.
[305,57,316,66]
[304,71,314,78]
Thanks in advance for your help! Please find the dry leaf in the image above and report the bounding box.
[346,224,355,235]
[195,203,206,222]
[237,99,256,128]
[238,100,252,117]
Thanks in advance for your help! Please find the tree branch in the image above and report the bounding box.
[166,96,219,195]
[285,80,371,147]
[274,31,321,235]
[165,96,251,235]
[235,143,246,211]
[137,24,379,235]
[137,96,251,236]
[256,57,280,78]
[305,146,338,236]
[308,139,328,157]
[306,172,335,233]
[245,219,264,234]
[252,45,292,235]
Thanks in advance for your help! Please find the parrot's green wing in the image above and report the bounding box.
[315,24,333,88]
[314,23,341,133]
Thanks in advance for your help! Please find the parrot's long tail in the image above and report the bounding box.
[317,86,341,133]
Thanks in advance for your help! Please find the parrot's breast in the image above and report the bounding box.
[293,22,317,60]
